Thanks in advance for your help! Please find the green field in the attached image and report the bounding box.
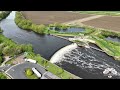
[79,11,120,16]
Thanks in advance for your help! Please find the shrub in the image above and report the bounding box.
[26,68,33,76]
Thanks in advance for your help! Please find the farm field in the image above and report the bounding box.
[82,16,120,32]
[21,11,93,25]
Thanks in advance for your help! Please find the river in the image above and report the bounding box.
[0,11,72,60]
[1,11,120,79]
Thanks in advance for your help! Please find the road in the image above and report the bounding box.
[0,65,12,72]
[5,62,46,79]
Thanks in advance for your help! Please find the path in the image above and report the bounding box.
[63,15,104,25]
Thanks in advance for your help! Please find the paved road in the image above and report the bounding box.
[5,62,46,79]
[0,65,12,72]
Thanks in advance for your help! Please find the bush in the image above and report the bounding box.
[0,11,10,20]
[26,68,33,76]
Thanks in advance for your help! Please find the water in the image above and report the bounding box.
[55,45,120,79]
[0,11,72,60]
[106,36,120,43]
[50,27,85,33]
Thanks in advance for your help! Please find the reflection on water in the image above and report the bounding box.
[106,36,120,43]
[50,27,85,33]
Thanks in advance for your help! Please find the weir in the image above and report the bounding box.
[89,46,105,53]
[50,43,78,63]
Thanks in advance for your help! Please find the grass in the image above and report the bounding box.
[45,62,78,79]
[79,11,120,16]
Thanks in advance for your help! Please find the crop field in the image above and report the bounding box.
[82,16,120,32]
[21,11,92,25]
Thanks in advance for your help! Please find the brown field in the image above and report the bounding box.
[82,16,120,32]
[21,11,93,25]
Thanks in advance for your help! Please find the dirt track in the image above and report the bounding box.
[21,11,92,25]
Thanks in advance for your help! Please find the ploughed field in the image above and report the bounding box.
[82,16,120,32]
[21,11,93,25]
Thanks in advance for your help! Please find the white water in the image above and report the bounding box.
[50,43,78,63]
[55,47,120,78]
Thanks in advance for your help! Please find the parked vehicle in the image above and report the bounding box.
[25,59,37,63]
[32,68,42,78]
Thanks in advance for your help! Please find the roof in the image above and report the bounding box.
[41,71,61,79]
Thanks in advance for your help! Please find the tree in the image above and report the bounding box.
[37,25,46,34]
[0,73,7,79]
[0,56,3,64]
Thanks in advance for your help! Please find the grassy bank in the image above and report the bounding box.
[0,11,11,21]
[91,36,120,59]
